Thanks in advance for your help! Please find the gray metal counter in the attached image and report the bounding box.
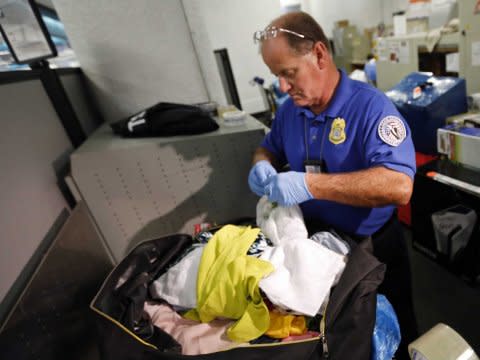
[71,115,268,262]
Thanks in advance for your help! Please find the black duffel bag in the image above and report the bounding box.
[91,231,385,360]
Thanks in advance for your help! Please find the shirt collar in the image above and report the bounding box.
[297,69,353,122]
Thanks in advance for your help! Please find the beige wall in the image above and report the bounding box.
[53,0,209,123]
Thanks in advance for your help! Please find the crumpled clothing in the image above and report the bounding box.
[259,237,346,316]
[281,331,321,342]
[144,301,240,355]
[184,225,274,342]
[310,231,351,256]
[150,245,204,309]
[256,196,308,245]
[195,230,273,256]
[266,310,306,339]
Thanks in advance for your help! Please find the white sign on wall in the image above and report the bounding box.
[472,41,480,67]
[388,40,410,64]
[446,52,459,72]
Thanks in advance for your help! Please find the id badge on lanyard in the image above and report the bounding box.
[304,159,326,174]
[304,118,328,174]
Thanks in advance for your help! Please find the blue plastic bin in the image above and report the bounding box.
[386,72,467,154]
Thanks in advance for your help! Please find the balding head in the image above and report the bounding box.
[268,12,330,55]
[256,11,339,113]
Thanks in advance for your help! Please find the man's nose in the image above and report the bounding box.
[278,77,291,93]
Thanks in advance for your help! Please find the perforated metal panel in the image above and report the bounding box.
[71,117,268,262]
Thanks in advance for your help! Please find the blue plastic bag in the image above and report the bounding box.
[371,294,401,360]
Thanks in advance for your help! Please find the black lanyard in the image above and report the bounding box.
[303,116,329,161]
[303,116,329,173]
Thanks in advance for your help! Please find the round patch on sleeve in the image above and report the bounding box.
[377,116,406,147]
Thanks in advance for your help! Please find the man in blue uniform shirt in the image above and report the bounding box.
[249,12,417,359]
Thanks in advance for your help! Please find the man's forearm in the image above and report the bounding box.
[305,166,413,207]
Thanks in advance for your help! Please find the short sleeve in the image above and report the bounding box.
[260,107,288,166]
[363,95,416,179]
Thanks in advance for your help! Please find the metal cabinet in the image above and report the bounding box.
[412,159,480,285]
[71,116,267,262]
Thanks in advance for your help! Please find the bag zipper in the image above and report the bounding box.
[320,305,329,358]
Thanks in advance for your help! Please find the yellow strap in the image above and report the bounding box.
[90,305,158,350]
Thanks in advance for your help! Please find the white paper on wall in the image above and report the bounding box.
[446,52,459,72]
[472,41,480,66]
[388,40,410,64]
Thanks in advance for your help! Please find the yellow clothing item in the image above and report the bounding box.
[266,311,307,339]
[184,225,274,342]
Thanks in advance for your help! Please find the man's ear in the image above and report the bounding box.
[313,42,329,69]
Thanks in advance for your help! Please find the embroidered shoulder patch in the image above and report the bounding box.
[378,116,406,147]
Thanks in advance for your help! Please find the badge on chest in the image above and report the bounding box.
[329,117,346,145]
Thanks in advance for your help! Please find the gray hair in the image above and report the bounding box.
[271,11,330,55]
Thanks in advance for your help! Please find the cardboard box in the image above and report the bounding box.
[407,18,429,34]
[335,19,349,28]
[446,112,480,125]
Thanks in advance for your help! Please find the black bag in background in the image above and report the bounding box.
[110,102,219,137]
[91,233,385,360]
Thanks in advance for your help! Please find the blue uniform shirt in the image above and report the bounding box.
[261,70,416,236]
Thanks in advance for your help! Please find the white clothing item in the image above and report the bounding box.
[310,231,351,256]
[259,238,346,316]
[256,196,308,245]
[149,246,204,309]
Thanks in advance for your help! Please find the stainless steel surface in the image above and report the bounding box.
[71,116,268,262]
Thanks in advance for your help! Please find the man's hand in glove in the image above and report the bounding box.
[264,171,313,206]
[248,160,277,196]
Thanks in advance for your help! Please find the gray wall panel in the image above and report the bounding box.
[0,202,113,360]
[0,80,72,304]
[60,72,103,136]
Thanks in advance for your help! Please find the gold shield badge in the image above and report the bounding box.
[329,117,346,145]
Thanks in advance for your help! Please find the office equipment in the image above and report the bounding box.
[386,72,468,154]
[412,159,480,285]
[0,0,56,64]
[437,116,480,170]
[332,23,370,73]
[376,0,480,95]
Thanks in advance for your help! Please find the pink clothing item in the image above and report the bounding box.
[144,301,242,355]
[281,331,321,342]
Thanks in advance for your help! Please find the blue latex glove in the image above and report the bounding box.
[264,171,313,206]
[248,160,277,196]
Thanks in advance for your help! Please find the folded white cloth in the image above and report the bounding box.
[256,196,308,245]
[259,238,346,316]
[149,245,204,309]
